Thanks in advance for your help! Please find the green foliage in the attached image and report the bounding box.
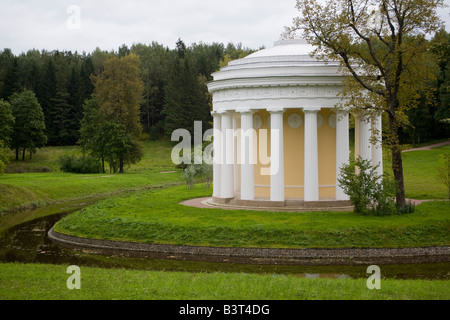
[58,154,102,174]
[82,54,144,173]
[9,90,47,160]
[0,99,14,144]
[0,142,9,174]
[182,163,213,189]
[338,157,400,216]
[163,54,211,136]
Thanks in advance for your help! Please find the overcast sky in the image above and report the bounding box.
[1,0,449,55]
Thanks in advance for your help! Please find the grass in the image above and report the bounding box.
[0,170,183,213]
[401,145,450,199]
[0,140,183,213]
[0,263,448,300]
[1,140,449,301]
[5,140,177,173]
[54,184,450,249]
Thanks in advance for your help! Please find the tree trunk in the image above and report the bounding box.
[101,156,105,173]
[388,112,406,207]
[119,157,124,173]
[15,148,19,161]
[22,148,25,161]
[30,150,32,160]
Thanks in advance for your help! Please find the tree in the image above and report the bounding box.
[130,42,171,137]
[37,57,57,143]
[89,54,144,173]
[0,99,14,144]
[432,29,450,122]
[285,0,446,206]
[9,90,47,160]
[0,99,14,174]
[163,53,211,137]
[79,96,106,172]
[2,57,21,99]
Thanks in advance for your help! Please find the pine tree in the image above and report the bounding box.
[38,58,57,144]
[163,54,211,137]
[2,57,21,99]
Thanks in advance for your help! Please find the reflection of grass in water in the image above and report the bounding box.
[70,250,450,280]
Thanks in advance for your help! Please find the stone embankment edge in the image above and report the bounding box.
[48,228,450,266]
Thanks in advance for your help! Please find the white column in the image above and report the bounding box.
[371,113,383,178]
[357,114,372,162]
[220,111,234,199]
[335,111,350,201]
[212,112,221,198]
[233,113,240,194]
[268,108,285,202]
[304,108,320,202]
[239,110,255,200]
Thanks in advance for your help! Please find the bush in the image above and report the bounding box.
[182,163,213,189]
[58,155,102,174]
[338,156,405,216]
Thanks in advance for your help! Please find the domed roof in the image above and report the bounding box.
[239,39,314,60]
[221,38,324,71]
[208,38,343,90]
[207,38,345,112]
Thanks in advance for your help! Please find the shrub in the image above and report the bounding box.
[182,163,213,189]
[59,155,102,174]
[338,156,403,216]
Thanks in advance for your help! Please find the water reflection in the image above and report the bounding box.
[0,207,449,280]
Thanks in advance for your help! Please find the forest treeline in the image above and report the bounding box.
[0,39,255,147]
[0,32,449,153]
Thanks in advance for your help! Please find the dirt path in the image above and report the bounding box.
[402,140,450,152]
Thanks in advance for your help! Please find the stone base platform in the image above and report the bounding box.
[201,197,354,212]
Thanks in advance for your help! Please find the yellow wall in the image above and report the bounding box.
[253,109,336,200]
[317,108,336,198]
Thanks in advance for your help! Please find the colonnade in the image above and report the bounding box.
[212,108,383,204]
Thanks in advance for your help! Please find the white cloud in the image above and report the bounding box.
[0,0,448,55]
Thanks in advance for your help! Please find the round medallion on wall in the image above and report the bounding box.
[328,114,336,128]
[253,114,262,129]
[317,114,324,128]
[287,113,303,128]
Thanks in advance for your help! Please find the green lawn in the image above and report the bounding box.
[54,184,450,249]
[1,140,449,301]
[5,140,177,173]
[0,140,182,213]
[0,263,448,300]
[401,145,450,199]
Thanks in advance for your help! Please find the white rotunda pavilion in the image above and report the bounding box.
[207,39,382,209]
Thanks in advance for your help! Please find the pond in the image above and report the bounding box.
[0,201,449,280]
